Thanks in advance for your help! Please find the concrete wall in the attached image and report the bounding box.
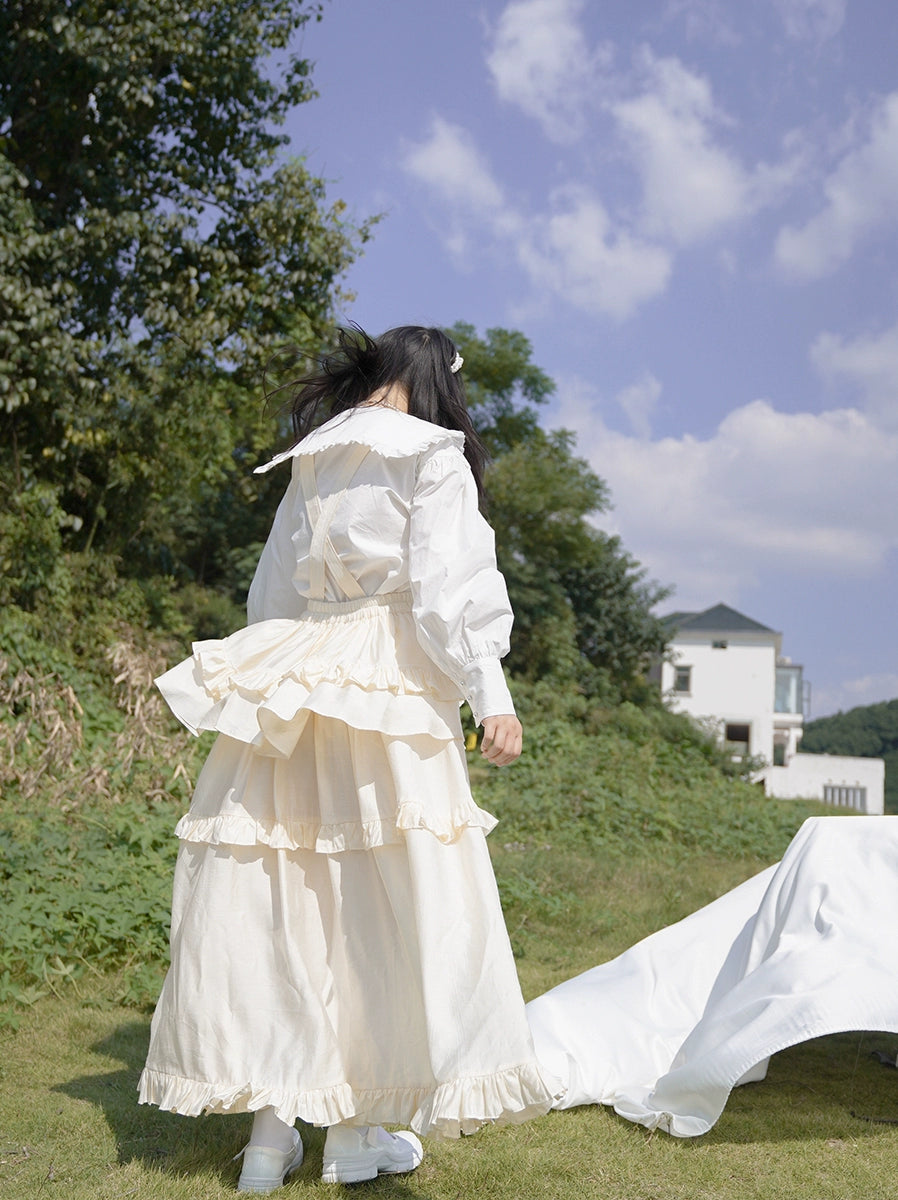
[773,713,804,762]
[763,753,885,814]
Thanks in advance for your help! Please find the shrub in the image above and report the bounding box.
[473,682,824,862]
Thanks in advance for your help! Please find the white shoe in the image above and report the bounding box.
[321,1124,423,1184]
[236,1127,304,1193]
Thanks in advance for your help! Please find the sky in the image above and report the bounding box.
[282,0,898,718]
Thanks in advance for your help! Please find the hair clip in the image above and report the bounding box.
[449,352,464,374]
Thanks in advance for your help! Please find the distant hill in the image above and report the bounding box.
[802,698,898,814]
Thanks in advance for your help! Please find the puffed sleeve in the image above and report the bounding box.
[408,444,515,724]
[246,467,309,624]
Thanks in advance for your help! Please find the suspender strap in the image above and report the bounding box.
[299,444,370,601]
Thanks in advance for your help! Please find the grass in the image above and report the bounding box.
[3,844,898,1200]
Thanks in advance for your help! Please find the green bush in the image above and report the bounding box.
[473,682,824,861]
[0,483,66,610]
[0,796,180,1018]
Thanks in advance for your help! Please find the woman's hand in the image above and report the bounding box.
[480,714,523,766]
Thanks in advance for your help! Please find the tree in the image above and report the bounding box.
[1,0,369,585]
[449,323,670,699]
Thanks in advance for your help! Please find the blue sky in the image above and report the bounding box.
[284,0,898,718]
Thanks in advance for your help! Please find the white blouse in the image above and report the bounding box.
[247,405,515,724]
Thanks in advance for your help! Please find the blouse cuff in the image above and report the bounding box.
[462,658,516,726]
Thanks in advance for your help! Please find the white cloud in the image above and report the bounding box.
[775,93,898,280]
[401,116,505,212]
[486,13,801,247]
[403,36,808,317]
[810,319,898,428]
[401,122,672,320]
[515,188,672,319]
[661,0,741,46]
[612,50,801,245]
[773,0,845,42]
[485,0,610,143]
[552,389,898,604]
[615,372,662,439]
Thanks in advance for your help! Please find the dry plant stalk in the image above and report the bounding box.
[0,635,195,810]
[106,638,196,789]
[0,652,93,805]
[107,640,171,774]
[107,637,196,788]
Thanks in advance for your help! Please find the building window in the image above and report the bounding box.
[674,665,692,693]
[725,723,751,756]
[773,743,786,766]
[775,664,803,714]
[712,639,728,649]
[823,785,867,809]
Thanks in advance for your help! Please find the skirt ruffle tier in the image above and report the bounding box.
[156,592,462,756]
[173,717,498,853]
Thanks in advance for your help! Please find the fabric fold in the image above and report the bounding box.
[411,1062,563,1138]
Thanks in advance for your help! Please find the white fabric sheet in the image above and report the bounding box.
[527,815,898,1136]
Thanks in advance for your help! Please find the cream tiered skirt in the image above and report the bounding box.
[139,595,558,1137]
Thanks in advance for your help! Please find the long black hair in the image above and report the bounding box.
[268,325,489,503]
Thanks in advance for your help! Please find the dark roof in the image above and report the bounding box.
[662,603,777,635]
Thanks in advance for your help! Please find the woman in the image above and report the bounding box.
[139,326,559,1192]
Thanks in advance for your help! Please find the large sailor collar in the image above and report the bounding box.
[254,406,465,474]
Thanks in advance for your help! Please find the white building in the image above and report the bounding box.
[659,603,884,815]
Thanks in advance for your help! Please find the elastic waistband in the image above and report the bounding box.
[306,590,413,615]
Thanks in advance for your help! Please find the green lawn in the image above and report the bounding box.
[3,844,897,1200]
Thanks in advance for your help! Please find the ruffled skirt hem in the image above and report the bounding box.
[137,1061,560,1140]
[174,801,498,852]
